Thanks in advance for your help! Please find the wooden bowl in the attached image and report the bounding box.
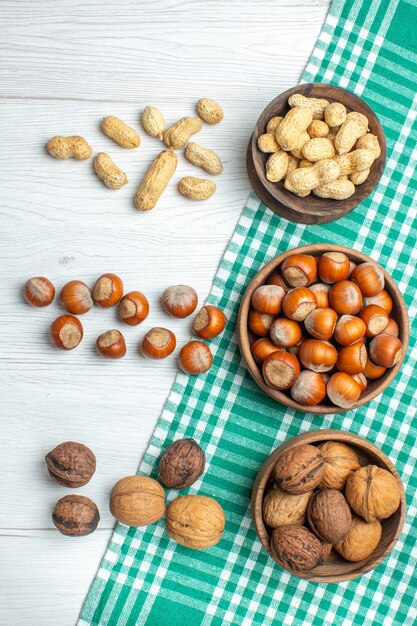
[237,244,409,414]
[247,83,386,224]
[252,429,406,582]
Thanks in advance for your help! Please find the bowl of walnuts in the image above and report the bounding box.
[252,430,406,582]
[237,243,409,414]
[247,83,386,224]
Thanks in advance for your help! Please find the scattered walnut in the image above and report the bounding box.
[109,476,165,527]
[345,465,401,522]
[273,444,325,494]
[166,494,225,549]
[263,486,312,528]
[52,495,99,536]
[45,441,96,488]
[159,439,205,489]
[334,514,382,562]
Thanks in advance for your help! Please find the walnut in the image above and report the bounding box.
[307,488,351,544]
[159,439,205,489]
[345,465,401,522]
[52,495,99,536]
[262,486,312,528]
[109,476,165,527]
[45,441,96,487]
[334,514,382,562]
[317,441,360,490]
[321,543,333,560]
[270,525,323,571]
[166,494,225,549]
[273,444,325,494]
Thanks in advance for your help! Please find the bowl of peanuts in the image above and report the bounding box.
[237,244,409,414]
[247,83,386,224]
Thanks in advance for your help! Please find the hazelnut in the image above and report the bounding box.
[179,341,213,374]
[270,525,322,571]
[307,488,351,544]
[334,514,382,562]
[345,465,401,522]
[92,273,123,308]
[159,439,205,489]
[109,476,165,527]
[193,305,227,340]
[162,285,198,318]
[45,441,96,487]
[251,285,285,315]
[262,487,312,528]
[119,291,149,325]
[166,494,225,549]
[141,327,176,359]
[50,315,83,350]
[281,254,317,287]
[60,280,93,315]
[273,445,325,494]
[96,329,127,359]
[23,276,55,307]
[317,441,360,490]
[53,495,99,536]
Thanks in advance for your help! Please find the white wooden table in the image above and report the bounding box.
[0,1,330,623]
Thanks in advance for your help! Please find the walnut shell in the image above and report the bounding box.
[321,542,333,560]
[166,494,225,549]
[273,444,325,494]
[109,476,165,527]
[45,441,96,488]
[270,525,323,571]
[307,488,351,544]
[317,441,360,490]
[263,486,312,528]
[334,514,382,562]
[345,465,401,522]
[53,495,99,536]
[159,439,205,489]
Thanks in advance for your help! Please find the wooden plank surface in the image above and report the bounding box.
[0,0,330,623]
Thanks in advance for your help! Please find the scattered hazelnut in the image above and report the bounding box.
[251,285,285,315]
[307,488,351,544]
[109,476,165,526]
[59,280,93,315]
[50,315,83,350]
[179,340,213,374]
[334,514,382,562]
[345,465,401,522]
[53,495,99,536]
[118,291,149,325]
[262,351,300,390]
[193,305,227,340]
[273,445,325,494]
[162,285,198,318]
[281,254,317,287]
[92,273,123,308]
[166,495,225,549]
[45,441,96,487]
[159,438,205,489]
[141,327,176,359]
[96,329,127,359]
[23,277,55,307]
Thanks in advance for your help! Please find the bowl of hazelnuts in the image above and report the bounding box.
[247,83,386,224]
[252,430,406,582]
[237,244,409,414]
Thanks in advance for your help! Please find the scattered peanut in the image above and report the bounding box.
[257,133,280,153]
[185,142,223,175]
[276,107,313,151]
[308,120,330,138]
[94,153,128,189]
[302,138,335,162]
[197,98,224,124]
[266,151,289,183]
[313,179,355,200]
[335,118,367,154]
[335,149,375,176]
[349,169,371,185]
[324,102,347,127]
[135,150,178,211]
[163,117,203,149]
[288,94,329,120]
[286,159,341,194]
[101,116,141,148]
[46,136,92,160]
[178,176,216,200]
[267,116,283,135]
[141,106,166,140]
[291,131,310,159]
[355,133,381,159]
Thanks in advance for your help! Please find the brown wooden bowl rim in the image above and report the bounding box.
[249,82,387,222]
[252,429,406,583]
[237,243,410,414]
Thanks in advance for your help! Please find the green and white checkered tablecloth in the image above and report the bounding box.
[79,0,417,624]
